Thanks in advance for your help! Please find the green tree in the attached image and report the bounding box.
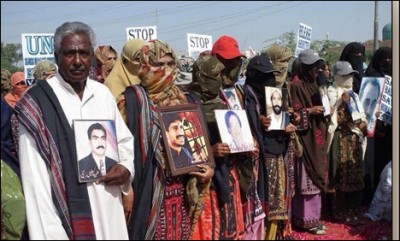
[262,31,296,53]
[1,42,23,73]
[311,39,348,65]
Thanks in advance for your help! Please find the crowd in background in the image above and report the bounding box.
[1,21,392,240]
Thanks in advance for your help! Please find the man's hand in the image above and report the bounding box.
[189,164,214,183]
[212,143,230,158]
[123,189,134,224]
[260,114,271,132]
[97,164,130,185]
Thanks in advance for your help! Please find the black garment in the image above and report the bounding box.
[1,98,20,177]
[364,47,392,192]
[339,42,366,94]
[365,47,392,77]
[78,154,117,182]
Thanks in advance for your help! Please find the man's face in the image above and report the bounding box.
[361,83,379,122]
[167,120,185,149]
[228,115,242,138]
[271,91,282,115]
[56,33,92,85]
[89,129,106,157]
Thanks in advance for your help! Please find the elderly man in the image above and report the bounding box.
[16,21,134,240]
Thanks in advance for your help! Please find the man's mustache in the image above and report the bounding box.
[96,146,105,149]
[70,66,86,71]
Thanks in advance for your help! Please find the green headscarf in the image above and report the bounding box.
[266,44,293,88]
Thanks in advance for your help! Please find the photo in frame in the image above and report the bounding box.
[359,77,386,137]
[221,87,242,110]
[158,104,215,176]
[73,119,120,183]
[214,109,255,153]
[265,86,290,130]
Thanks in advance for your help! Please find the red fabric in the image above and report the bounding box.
[292,215,392,240]
[190,190,220,240]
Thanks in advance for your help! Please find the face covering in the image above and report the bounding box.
[221,59,242,87]
[333,74,353,90]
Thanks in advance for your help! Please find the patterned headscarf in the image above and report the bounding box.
[94,45,117,83]
[1,68,12,97]
[138,39,187,107]
[33,59,57,80]
[266,44,293,87]
[105,39,145,101]
[190,55,225,103]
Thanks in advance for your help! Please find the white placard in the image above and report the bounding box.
[126,26,157,41]
[21,33,55,85]
[294,23,312,58]
[187,33,212,60]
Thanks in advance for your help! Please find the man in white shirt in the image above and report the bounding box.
[16,21,134,240]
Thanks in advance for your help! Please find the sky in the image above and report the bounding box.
[1,1,393,56]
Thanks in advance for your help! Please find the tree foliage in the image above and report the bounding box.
[262,31,296,53]
[1,42,23,73]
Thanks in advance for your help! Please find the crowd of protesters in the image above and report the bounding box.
[1,21,392,240]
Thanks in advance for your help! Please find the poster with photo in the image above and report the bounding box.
[73,120,119,183]
[359,77,386,137]
[265,87,290,130]
[214,109,254,153]
[346,90,363,122]
[221,87,242,110]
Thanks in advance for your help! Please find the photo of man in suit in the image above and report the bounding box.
[78,122,118,182]
[164,114,194,169]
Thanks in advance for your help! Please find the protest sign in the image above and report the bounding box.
[21,33,55,86]
[187,33,212,60]
[378,76,392,125]
[126,26,157,41]
[294,23,312,58]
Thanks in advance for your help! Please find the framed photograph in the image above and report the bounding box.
[265,86,290,130]
[214,109,255,153]
[221,87,242,110]
[359,77,386,137]
[73,119,120,183]
[158,104,215,176]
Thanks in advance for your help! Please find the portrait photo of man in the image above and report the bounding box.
[214,110,254,153]
[78,122,118,182]
[164,114,194,169]
[266,87,290,130]
[359,77,384,132]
